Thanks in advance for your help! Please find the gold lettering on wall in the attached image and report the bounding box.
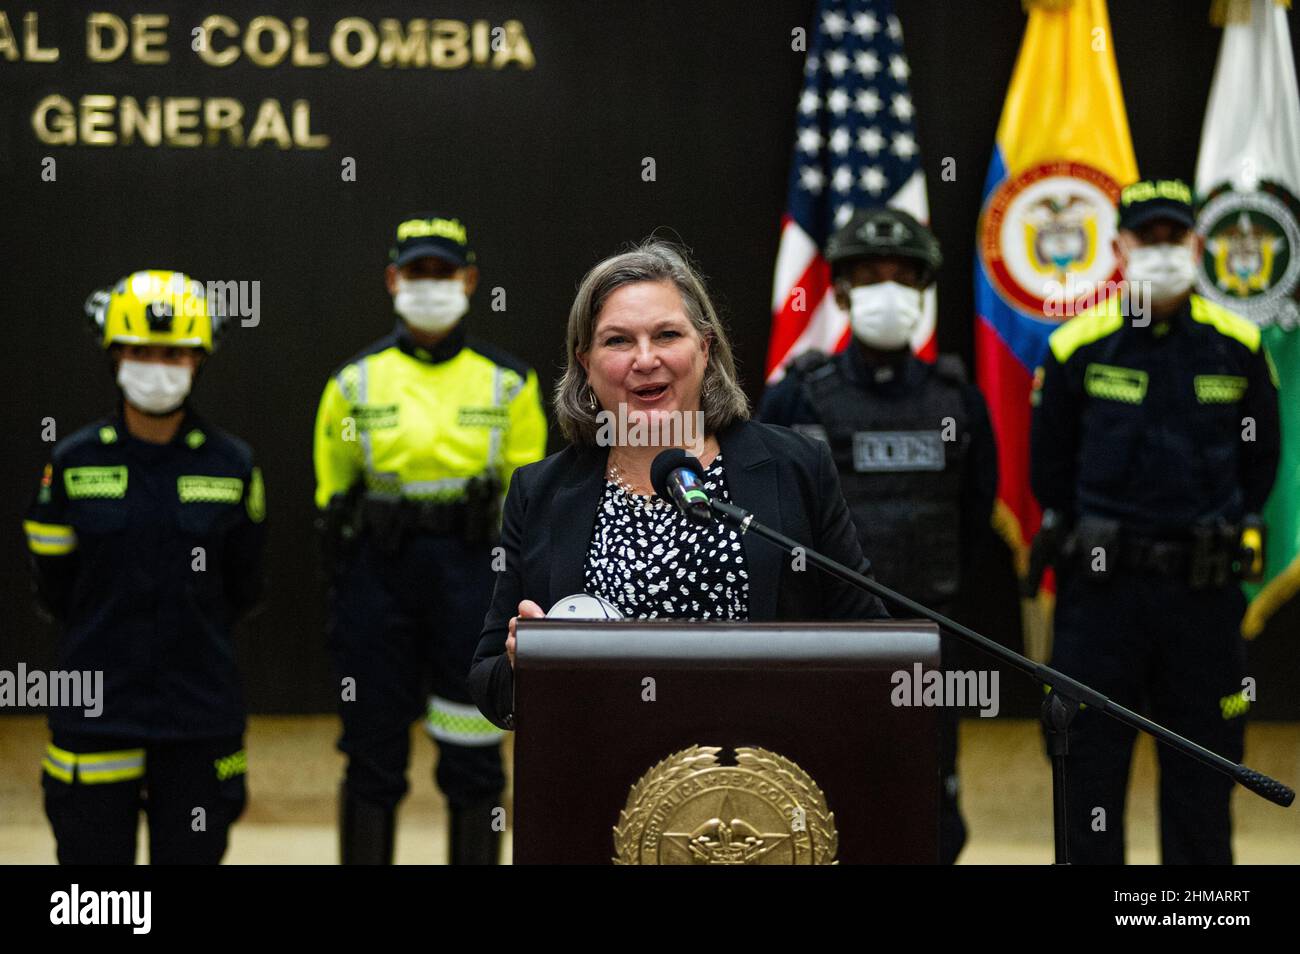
[121,95,162,145]
[31,95,329,149]
[79,94,117,145]
[32,95,75,144]
[86,13,128,62]
[205,98,246,146]
[378,19,428,68]
[197,15,240,67]
[245,16,290,68]
[431,20,470,70]
[330,17,378,69]
[291,17,327,67]
[163,96,202,146]
[22,13,536,149]
[25,12,60,62]
[131,13,169,64]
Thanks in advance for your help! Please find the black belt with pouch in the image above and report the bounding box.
[360,473,502,555]
[1068,517,1239,589]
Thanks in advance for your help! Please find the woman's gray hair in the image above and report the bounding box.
[554,239,750,445]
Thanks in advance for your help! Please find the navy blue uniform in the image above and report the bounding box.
[24,410,265,864]
[1031,294,1279,864]
[759,345,998,865]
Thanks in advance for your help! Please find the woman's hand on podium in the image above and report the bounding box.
[506,599,545,669]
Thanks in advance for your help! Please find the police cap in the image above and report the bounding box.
[1117,178,1195,232]
[390,214,475,268]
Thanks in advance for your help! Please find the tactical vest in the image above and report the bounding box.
[796,353,970,605]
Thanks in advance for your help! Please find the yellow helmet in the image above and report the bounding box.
[85,270,219,352]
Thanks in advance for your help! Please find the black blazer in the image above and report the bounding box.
[468,418,889,729]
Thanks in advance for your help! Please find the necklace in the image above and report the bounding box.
[606,450,722,508]
[606,460,664,506]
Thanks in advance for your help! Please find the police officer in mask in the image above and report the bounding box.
[1028,179,1280,863]
[759,207,998,864]
[314,214,547,864]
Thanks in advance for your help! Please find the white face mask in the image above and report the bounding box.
[847,281,922,350]
[394,277,469,333]
[1124,243,1197,305]
[116,359,193,415]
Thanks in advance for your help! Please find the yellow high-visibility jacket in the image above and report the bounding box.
[313,321,546,509]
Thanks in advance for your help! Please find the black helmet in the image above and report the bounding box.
[825,207,942,287]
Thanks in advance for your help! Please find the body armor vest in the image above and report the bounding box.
[797,353,970,605]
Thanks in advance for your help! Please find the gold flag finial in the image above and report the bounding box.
[1211,0,1291,27]
[1023,0,1076,11]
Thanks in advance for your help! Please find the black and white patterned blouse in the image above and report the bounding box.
[584,453,750,620]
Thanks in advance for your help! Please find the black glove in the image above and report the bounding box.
[1022,509,1066,598]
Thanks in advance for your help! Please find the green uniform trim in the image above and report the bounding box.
[246,467,266,523]
[1048,300,1125,363]
[43,743,146,785]
[64,465,128,499]
[178,475,244,504]
[1084,363,1148,404]
[1048,295,1259,366]
[351,404,400,430]
[458,407,511,428]
[23,519,77,555]
[1220,690,1251,720]
[425,695,505,745]
[1189,295,1260,352]
[214,749,248,781]
[1194,374,1248,404]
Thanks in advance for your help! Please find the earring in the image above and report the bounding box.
[586,387,598,411]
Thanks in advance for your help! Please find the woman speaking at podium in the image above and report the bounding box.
[468,241,888,730]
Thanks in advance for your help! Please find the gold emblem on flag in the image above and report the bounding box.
[1196,183,1300,330]
[612,745,838,865]
[979,160,1123,319]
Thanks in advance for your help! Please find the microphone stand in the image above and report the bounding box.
[705,497,1295,864]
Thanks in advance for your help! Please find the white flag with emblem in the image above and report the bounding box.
[1194,0,1300,636]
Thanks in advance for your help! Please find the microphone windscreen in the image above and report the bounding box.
[649,448,705,499]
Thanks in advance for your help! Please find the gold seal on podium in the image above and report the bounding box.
[613,745,838,865]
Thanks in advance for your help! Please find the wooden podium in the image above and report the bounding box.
[512,620,939,864]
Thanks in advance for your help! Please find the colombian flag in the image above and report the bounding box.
[974,0,1137,656]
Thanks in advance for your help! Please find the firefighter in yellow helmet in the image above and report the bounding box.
[23,270,266,864]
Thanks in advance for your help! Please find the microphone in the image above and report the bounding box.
[649,449,713,525]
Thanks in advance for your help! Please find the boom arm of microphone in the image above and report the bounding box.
[647,450,1294,813]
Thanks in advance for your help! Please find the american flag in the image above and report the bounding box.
[766,0,935,381]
